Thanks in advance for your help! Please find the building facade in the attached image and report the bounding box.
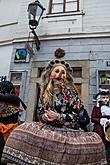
[0,0,110,124]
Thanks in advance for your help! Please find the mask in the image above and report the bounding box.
[100,95,110,105]
[50,65,67,82]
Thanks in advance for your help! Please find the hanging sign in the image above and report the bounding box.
[14,48,30,63]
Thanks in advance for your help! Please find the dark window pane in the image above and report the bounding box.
[38,67,44,77]
[72,67,82,78]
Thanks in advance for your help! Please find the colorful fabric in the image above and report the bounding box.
[0,101,22,118]
[0,122,19,141]
[0,92,20,163]
[2,122,107,165]
[38,87,80,129]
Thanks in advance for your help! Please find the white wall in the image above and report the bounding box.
[0,0,21,25]
[0,0,21,42]
[22,0,110,38]
[0,0,22,79]
[83,0,110,32]
[0,45,13,78]
[1,0,110,42]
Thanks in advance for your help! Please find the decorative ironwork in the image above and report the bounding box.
[27,0,45,51]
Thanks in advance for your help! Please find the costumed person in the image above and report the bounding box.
[2,60,107,165]
[77,104,90,131]
[0,81,27,165]
[91,88,110,164]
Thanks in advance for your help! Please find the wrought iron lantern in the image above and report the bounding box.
[27,0,45,50]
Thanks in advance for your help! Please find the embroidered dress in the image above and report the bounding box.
[2,88,107,165]
[38,88,80,129]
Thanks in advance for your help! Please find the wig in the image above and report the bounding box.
[95,88,110,107]
[40,60,79,105]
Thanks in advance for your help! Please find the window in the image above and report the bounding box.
[49,0,79,14]
[97,70,110,91]
[72,67,82,78]
[14,85,20,96]
[10,72,22,96]
[10,72,22,84]
[10,71,28,121]
[38,67,45,77]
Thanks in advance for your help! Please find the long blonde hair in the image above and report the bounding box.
[39,62,80,105]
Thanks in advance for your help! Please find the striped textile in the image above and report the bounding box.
[2,122,107,165]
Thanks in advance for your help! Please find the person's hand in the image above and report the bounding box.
[107,122,110,127]
[44,110,60,121]
[106,119,110,126]
[100,118,108,126]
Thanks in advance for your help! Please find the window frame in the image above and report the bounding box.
[49,0,79,14]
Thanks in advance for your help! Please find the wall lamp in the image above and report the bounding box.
[27,0,45,51]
